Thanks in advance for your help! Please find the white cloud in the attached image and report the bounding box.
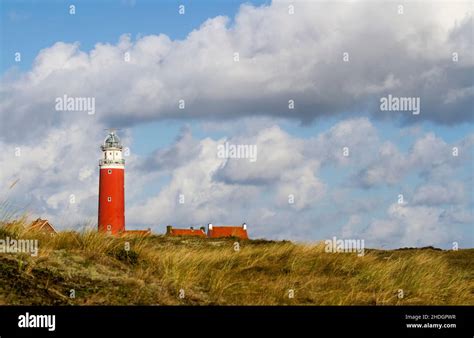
[355,132,473,188]
[412,181,466,206]
[214,125,309,184]
[365,203,470,248]
[0,113,471,247]
[128,118,379,227]
[355,141,406,187]
[1,1,472,144]
[308,117,380,167]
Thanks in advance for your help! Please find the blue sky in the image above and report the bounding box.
[0,0,472,248]
[1,0,269,72]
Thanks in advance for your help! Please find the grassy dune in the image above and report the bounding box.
[0,220,472,305]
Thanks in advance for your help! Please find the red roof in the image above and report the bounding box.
[169,228,206,237]
[30,218,57,234]
[208,226,248,239]
[123,229,152,237]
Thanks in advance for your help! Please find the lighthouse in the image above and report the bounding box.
[98,130,125,235]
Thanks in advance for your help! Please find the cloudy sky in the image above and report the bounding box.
[0,0,472,248]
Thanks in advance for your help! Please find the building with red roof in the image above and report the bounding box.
[166,225,206,238]
[29,218,57,235]
[122,229,152,237]
[207,223,248,239]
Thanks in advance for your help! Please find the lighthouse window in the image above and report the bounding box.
[108,169,112,174]
[107,197,112,202]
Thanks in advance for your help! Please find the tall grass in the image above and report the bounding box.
[0,219,472,305]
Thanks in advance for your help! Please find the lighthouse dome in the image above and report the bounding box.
[103,131,122,149]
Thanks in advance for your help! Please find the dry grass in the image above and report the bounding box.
[0,220,472,305]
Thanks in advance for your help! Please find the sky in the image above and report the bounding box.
[0,0,472,249]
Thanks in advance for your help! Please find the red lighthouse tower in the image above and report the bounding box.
[98,130,125,235]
